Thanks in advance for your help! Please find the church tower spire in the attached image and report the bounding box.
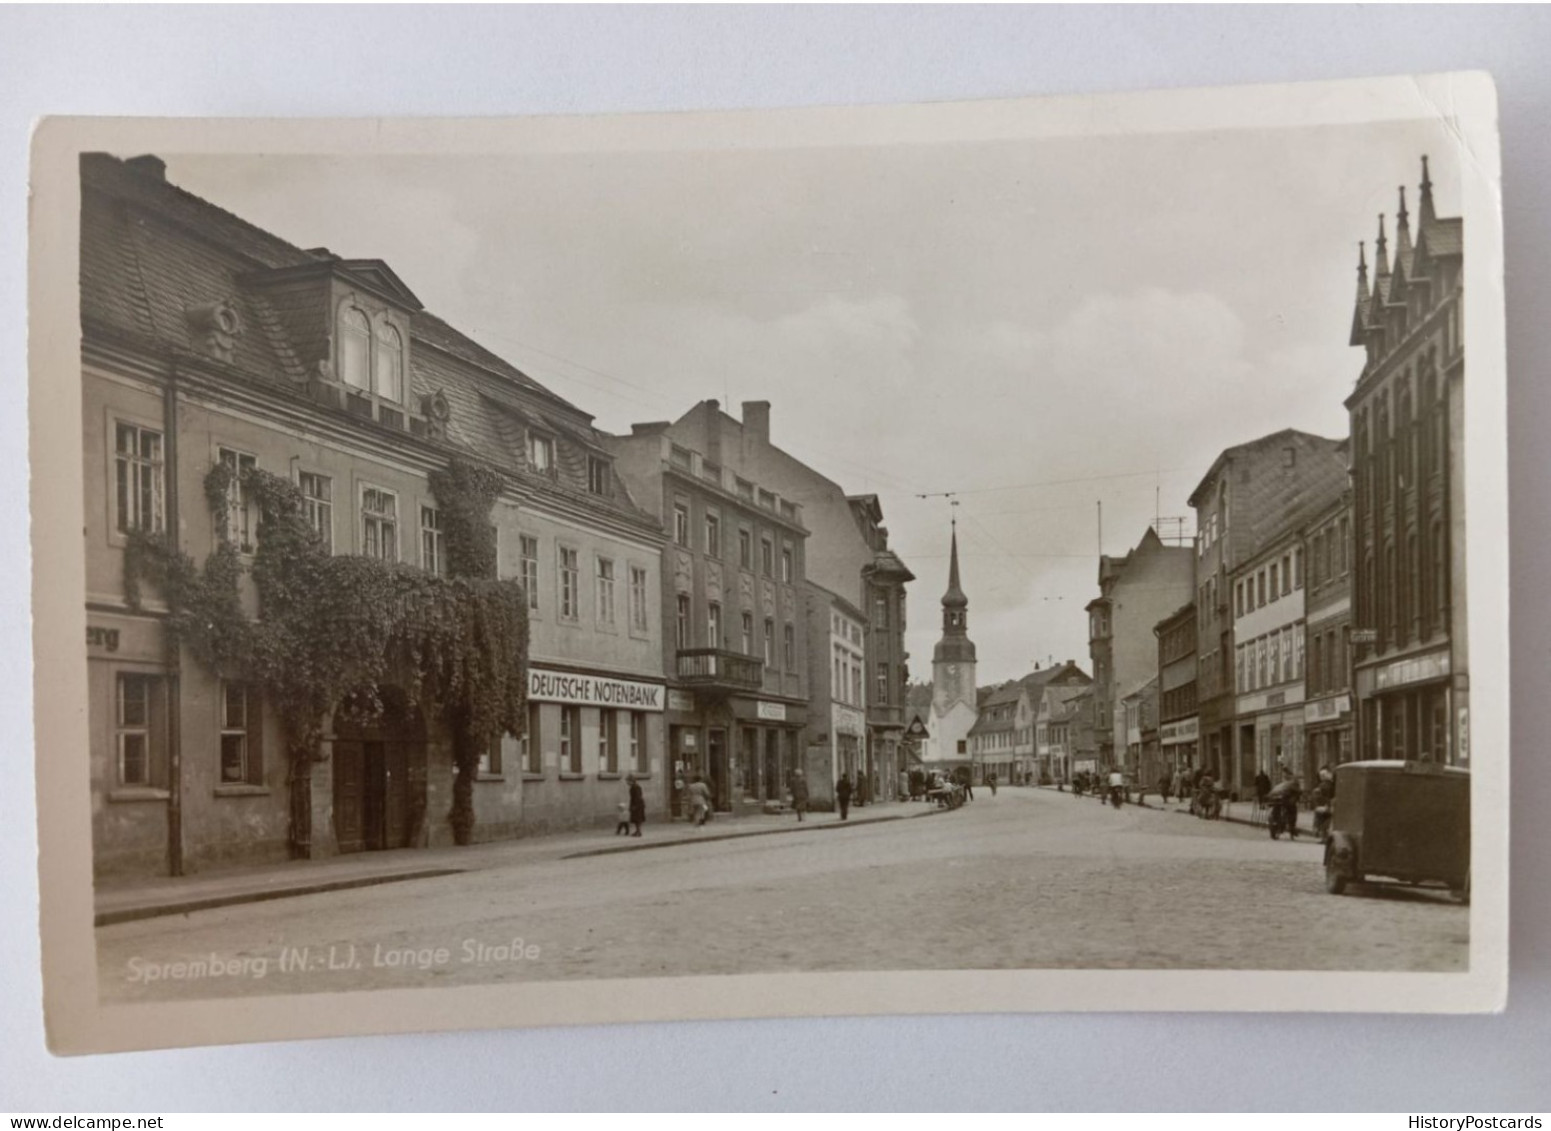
[1419,154,1437,226]
[930,511,977,739]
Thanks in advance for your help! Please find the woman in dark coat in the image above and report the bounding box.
[627,774,646,837]
[836,773,853,821]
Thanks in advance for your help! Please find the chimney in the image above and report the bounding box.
[743,400,771,444]
[125,155,166,181]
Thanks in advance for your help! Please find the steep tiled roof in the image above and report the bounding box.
[80,152,657,534]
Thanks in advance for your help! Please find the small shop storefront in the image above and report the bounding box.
[1303,693,1353,779]
[1235,688,1307,794]
[666,688,807,817]
[1356,647,1459,765]
[1160,717,1198,779]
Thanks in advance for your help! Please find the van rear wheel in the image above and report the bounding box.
[1324,859,1348,894]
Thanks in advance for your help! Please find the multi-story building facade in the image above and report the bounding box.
[1346,160,1467,765]
[1154,601,1198,778]
[667,400,913,801]
[1302,493,1355,775]
[84,153,668,878]
[850,495,916,801]
[1230,525,1312,789]
[802,582,868,810]
[606,421,809,817]
[1086,527,1194,770]
[1187,429,1348,786]
[967,683,1027,785]
[1034,679,1093,784]
[1122,677,1160,786]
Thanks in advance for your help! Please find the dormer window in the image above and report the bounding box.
[340,307,371,390]
[587,456,610,496]
[374,322,404,403]
[527,432,555,475]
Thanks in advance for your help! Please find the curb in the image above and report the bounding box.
[95,867,465,927]
[560,805,946,860]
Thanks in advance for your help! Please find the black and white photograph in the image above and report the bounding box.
[29,70,1508,1055]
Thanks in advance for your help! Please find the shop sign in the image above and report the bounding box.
[86,625,121,652]
[667,690,696,713]
[528,668,664,711]
[1373,650,1450,691]
[756,701,787,722]
[1161,718,1198,745]
[832,704,865,735]
[1304,694,1351,724]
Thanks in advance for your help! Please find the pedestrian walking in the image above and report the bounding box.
[789,767,810,822]
[987,772,998,797]
[628,773,646,837]
[1254,768,1272,805]
[689,775,712,827]
[1158,771,1172,804]
[614,798,631,836]
[836,773,853,820]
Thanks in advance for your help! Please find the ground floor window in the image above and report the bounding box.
[523,702,542,774]
[630,711,647,773]
[601,708,619,774]
[219,682,262,785]
[115,672,166,787]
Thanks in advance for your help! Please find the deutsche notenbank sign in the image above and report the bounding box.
[528,667,665,712]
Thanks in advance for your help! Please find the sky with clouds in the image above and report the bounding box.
[165,113,1456,687]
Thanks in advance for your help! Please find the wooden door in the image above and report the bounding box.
[333,739,365,854]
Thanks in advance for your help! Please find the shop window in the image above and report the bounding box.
[219,681,262,786]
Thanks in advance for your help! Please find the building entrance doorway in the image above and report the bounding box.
[333,693,427,854]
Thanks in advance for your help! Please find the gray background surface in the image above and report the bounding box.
[2,5,1547,1111]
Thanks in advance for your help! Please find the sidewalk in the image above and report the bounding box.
[1038,784,1323,836]
[94,799,941,926]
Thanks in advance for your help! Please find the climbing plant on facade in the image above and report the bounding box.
[125,456,528,851]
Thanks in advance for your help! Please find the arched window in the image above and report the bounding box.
[340,307,371,390]
[374,321,404,403]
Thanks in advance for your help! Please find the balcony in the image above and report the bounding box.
[676,648,764,692]
[868,704,905,728]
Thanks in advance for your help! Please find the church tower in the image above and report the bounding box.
[928,518,978,763]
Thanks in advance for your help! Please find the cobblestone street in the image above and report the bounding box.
[97,787,1468,1003]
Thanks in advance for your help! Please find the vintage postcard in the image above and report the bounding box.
[30,71,1508,1054]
